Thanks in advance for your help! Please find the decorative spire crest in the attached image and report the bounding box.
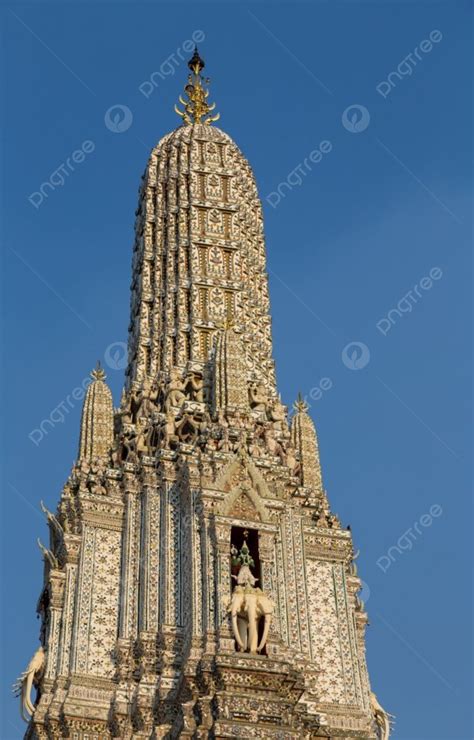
[91,360,106,382]
[293,391,309,414]
[175,47,220,125]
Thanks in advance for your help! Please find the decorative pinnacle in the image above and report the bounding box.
[91,361,106,382]
[293,392,309,413]
[175,47,220,125]
[188,47,205,75]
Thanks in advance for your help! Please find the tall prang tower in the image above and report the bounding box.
[18,50,391,739]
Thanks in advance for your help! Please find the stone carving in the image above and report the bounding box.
[249,382,268,413]
[268,398,286,431]
[165,368,185,411]
[227,539,274,654]
[13,645,45,722]
[160,411,179,448]
[184,367,204,403]
[263,426,285,463]
[40,500,63,538]
[140,378,160,416]
[119,429,138,463]
[37,538,58,569]
[228,585,274,654]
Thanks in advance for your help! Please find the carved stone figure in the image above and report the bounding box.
[227,539,274,654]
[264,427,285,463]
[145,419,160,453]
[217,425,231,452]
[120,430,138,463]
[136,420,154,455]
[160,412,179,448]
[285,444,298,473]
[268,399,286,431]
[249,382,268,413]
[140,379,160,416]
[185,369,204,403]
[165,368,185,411]
[129,387,143,423]
[87,473,107,496]
[181,701,197,732]
[228,585,273,654]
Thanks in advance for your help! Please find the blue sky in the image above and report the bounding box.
[1,2,472,738]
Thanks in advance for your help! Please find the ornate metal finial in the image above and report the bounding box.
[91,361,106,382]
[188,47,205,75]
[175,47,220,125]
[293,392,309,413]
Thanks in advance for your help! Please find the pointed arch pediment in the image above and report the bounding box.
[215,451,271,522]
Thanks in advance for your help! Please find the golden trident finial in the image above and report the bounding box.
[174,47,220,125]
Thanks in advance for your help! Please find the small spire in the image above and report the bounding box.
[91,360,106,382]
[78,363,114,462]
[175,47,220,125]
[291,395,323,493]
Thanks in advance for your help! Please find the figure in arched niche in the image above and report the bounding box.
[227,534,274,654]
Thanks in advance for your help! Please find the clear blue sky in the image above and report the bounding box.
[1,2,472,738]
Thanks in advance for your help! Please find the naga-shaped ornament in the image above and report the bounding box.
[13,645,46,722]
[370,691,393,740]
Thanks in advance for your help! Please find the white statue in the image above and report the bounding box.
[227,585,274,654]
[13,645,46,722]
[227,538,274,654]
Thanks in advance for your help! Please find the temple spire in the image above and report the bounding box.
[78,363,114,461]
[291,393,323,493]
[174,47,220,125]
